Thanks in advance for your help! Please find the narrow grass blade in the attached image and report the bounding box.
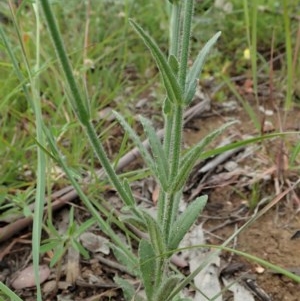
[172,121,236,192]
[168,195,207,250]
[139,116,169,190]
[0,282,23,301]
[197,132,289,161]
[130,19,183,105]
[185,32,221,105]
[188,244,300,283]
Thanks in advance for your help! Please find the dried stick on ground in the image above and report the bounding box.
[0,99,210,243]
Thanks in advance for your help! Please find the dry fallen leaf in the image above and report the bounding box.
[179,224,223,301]
[222,277,255,301]
[80,232,110,255]
[152,184,160,205]
[192,254,222,301]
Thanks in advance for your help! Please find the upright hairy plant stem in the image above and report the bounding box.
[159,2,181,224]
[163,2,182,160]
[169,0,193,181]
[163,105,184,240]
[162,0,194,241]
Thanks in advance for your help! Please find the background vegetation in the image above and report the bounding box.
[0,0,300,300]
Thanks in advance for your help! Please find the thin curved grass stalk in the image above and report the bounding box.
[39,0,133,208]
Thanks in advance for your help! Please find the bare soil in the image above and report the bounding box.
[184,98,300,301]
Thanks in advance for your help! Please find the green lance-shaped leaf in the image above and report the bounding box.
[139,116,169,191]
[119,205,147,231]
[111,245,139,277]
[130,19,183,105]
[114,277,145,301]
[169,54,179,75]
[139,239,156,300]
[152,275,182,301]
[142,210,166,256]
[185,32,221,105]
[168,195,207,250]
[163,97,172,115]
[171,121,236,193]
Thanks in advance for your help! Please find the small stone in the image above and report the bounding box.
[11,265,50,289]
